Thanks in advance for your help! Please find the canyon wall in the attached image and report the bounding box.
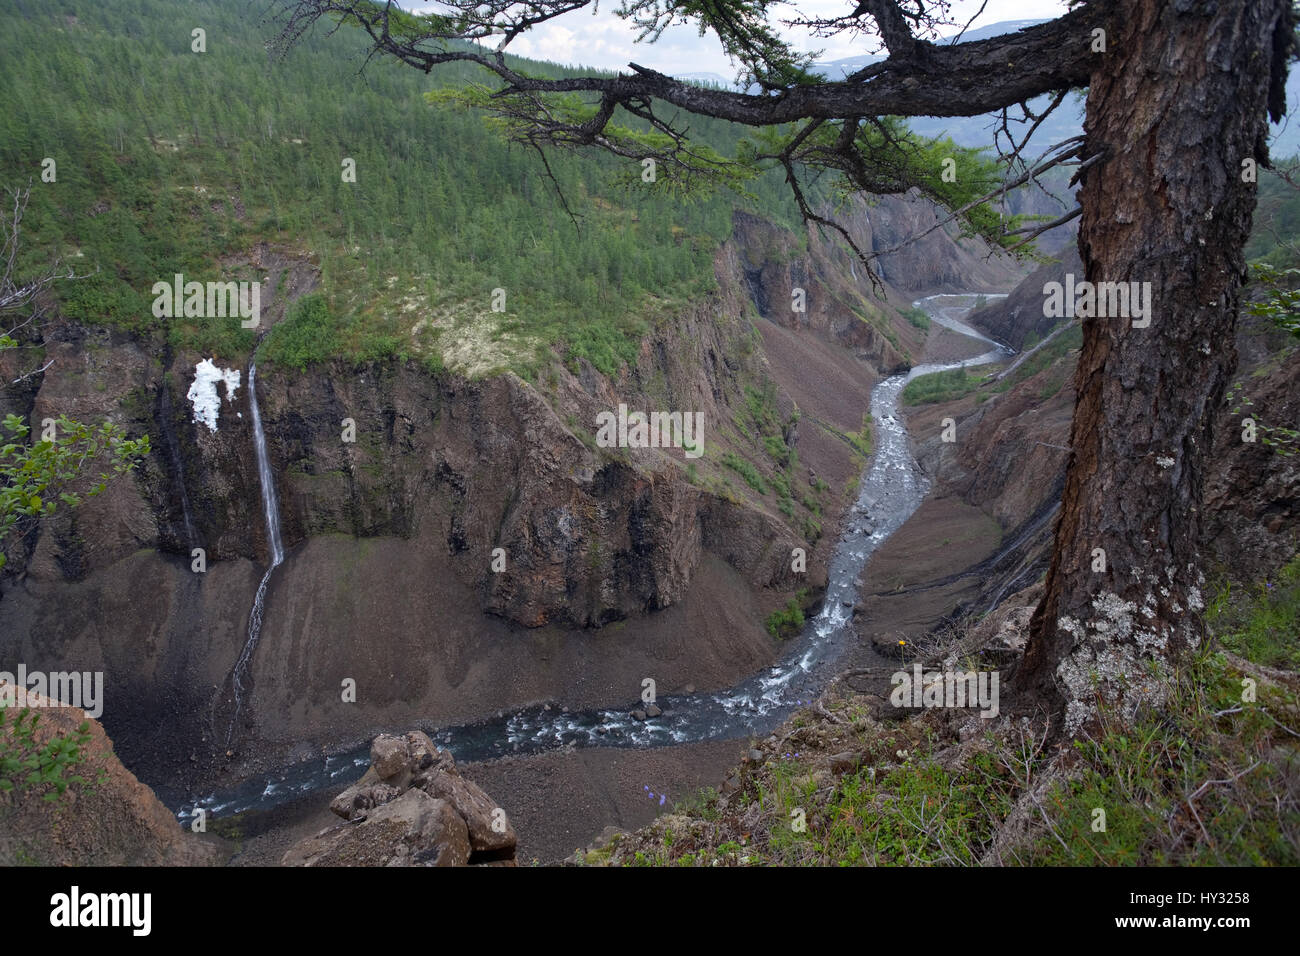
[0,196,1017,804]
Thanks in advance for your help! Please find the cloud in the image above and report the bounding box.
[410,0,1071,76]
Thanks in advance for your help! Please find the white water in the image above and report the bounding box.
[227,362,285,745]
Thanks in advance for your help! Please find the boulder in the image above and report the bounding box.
[371,734,410,782]
[329,769,403,821]
[291,730,516,865]
[284,790,471,867]
[422,770,517,853]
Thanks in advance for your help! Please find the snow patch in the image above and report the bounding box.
[187,359,241,432]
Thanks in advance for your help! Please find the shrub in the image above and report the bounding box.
[901,368,984,405]
[902,306,931,330]
[0,707,96,801]
[765,597,805,639]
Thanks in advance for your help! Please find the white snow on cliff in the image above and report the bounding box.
[187,358,241,432]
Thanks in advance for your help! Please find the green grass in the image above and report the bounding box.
[848,414,872,457]
[1036,364,1069,401]
[992,323,1082,394]
[1207,554,1300,669]
[721,452,767,495]
[1021,641,1299,864]
[902,306,931,331]
[901,368,986,405]
[763,433,793,467]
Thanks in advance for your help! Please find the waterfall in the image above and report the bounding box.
[227,361,284,745]
[247,362,284,566]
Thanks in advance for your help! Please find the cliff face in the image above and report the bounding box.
[813,192,1025,297]
[965,246,1083,351]
[729,193,1024,370]
[729,210,908,371]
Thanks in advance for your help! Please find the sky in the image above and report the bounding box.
[411,1,1072,77]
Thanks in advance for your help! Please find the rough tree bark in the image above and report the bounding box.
[1020,0,1295,735]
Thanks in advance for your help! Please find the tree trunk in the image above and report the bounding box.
[1019,0,1294,735]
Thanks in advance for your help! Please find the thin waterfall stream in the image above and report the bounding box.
[226,361,285,746]
[178,294,1012,822]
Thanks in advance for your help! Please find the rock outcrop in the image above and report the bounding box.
[282,732,516,867]
[0,683,226,866]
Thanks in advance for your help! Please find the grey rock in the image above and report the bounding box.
[421,769,517,853]
[371,734,410,783]
[329,768,403,821]
[285,789,470,867]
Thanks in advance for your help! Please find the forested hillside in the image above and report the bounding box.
[0,0,830,376]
